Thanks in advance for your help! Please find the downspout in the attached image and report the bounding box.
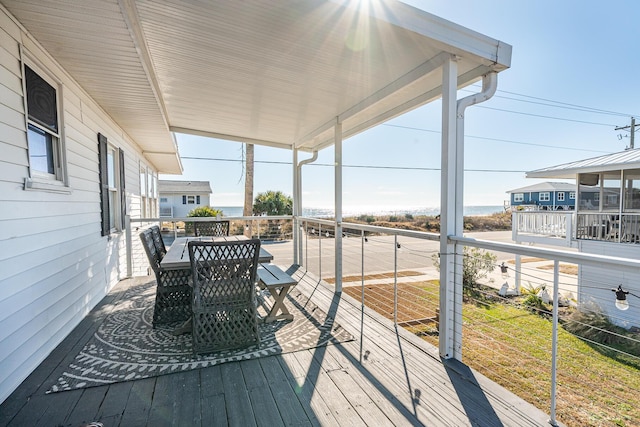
[450,72,498,361]
[294,149,318,265]
[455,72,498,231]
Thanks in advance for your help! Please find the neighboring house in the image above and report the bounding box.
[507,182,577,211]
[159,180,213,218]
[513,149,640,328]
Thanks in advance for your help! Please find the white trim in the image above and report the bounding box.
[23,177,72,194]
[21,47,68,186]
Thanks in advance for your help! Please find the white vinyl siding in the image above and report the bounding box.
[0,9,159,404]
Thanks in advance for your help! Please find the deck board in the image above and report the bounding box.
[0,271,556,426]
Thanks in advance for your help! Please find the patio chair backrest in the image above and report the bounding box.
[149,225,167,258]
[193,220,230,237]
[140,229,161,275]
[188,239,260,303]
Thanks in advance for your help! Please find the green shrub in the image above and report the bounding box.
[431,246,497,288]
[520,283,551,315]
[187,206,222,217]
[185,206,222,235]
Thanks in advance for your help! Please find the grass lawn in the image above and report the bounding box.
[343,278,639,427]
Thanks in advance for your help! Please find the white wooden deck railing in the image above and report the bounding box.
[512,210,640,246]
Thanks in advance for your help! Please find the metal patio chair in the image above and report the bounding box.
[188,239,261,354]
[140,229,192,326]
[193,220,230,237]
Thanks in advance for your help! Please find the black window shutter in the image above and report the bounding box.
[182,195,186,205]
[196,195,200,204]
[119,148,126,229]
[98,133,110,236]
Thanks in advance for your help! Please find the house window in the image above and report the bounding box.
[569,192,576,199]
[539,192,550,202]
[24,63,65,182]
[98,133,125,235]
[557,192,565,201]
[107,146,118,230]
[160,197,168,203]
[140,167,147,217]
[187,195,195,204]
[513,193,524,202]
[139,166,158,217]
[623,171,640,210]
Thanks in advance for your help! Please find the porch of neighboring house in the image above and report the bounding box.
[0,270,551,427]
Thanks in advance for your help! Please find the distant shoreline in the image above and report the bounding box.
[215,205,505,218]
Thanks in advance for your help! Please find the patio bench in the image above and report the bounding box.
[257,263,297,322]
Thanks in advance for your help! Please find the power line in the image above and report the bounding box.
[462,86,640,118]
[475,105,617,127]
[381,124,611,154]
[179,156,528,173]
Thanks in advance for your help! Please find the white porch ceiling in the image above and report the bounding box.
[2,0,511,174]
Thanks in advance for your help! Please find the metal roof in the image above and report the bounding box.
[2,0,511,174]
[506,181,576,194]
[158,180,212,194]
[527,149,640,179]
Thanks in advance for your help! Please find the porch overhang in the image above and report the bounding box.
[1,0,511,173]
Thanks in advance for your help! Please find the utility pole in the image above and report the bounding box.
[616,117,639,149]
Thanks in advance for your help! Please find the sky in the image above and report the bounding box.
[161,0,640,212]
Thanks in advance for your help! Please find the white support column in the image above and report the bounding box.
[335,118,343,293]
[439,55,459,360]
[293,147,300,265]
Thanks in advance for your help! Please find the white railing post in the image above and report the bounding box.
[125,214,132,278]
[360,229,365,363]
[550,260,560,426]
[319,223,322,281]
[394,235,398,325]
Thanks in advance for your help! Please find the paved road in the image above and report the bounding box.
[263,230,520,278]
[262,230,577,297]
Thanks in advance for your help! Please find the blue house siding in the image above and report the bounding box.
[510,190,575,210]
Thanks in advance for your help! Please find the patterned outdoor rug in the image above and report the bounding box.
[47,280,352,393]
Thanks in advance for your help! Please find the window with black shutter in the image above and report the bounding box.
[98,134,110,236]
[24,62,66,182]
[98,133,124,235]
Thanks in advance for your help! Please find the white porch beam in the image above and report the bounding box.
[293,148,300,265]
[439,55,459,360]
[335,119,343,293]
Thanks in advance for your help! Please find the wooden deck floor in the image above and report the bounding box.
[0,266,554,427]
